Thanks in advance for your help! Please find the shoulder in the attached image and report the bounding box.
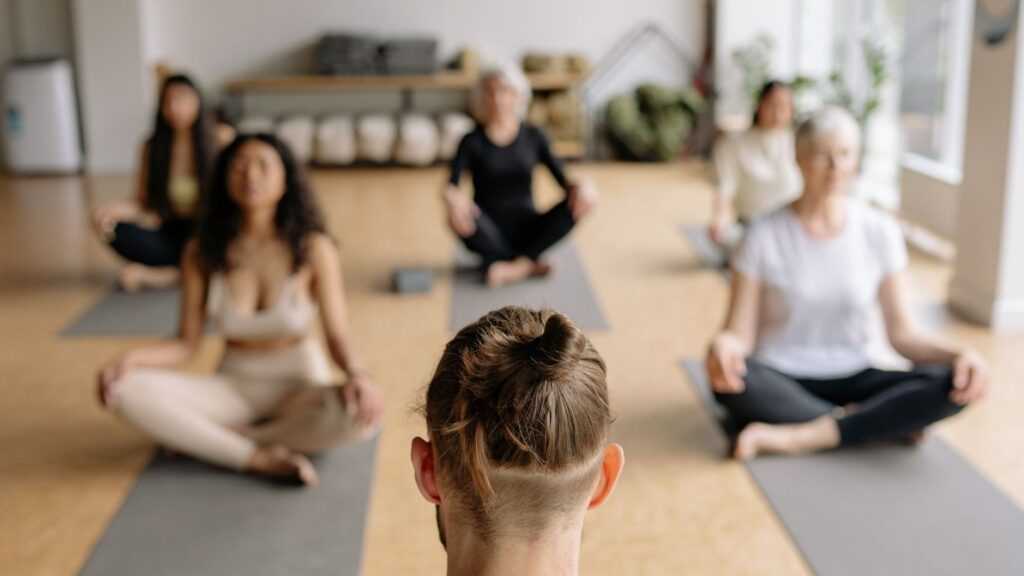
[523,122,548,141]
[459,125,486,146]
[306,232,340,267]
[747,206,791,238]
[851,199,902,242]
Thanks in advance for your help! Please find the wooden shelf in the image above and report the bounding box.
[226,71,587,93]
[225,71,476,93]
[225,70,588,161]
[525,72,587,90]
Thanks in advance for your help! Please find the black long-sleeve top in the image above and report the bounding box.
[448,122,571,216]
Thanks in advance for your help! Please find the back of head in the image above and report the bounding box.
[424,306,611,538]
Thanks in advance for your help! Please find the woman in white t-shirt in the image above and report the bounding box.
[706,106,988,459]
[709,80,803,245]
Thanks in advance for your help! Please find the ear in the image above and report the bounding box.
[587,443,624,510]
[411,436,442,505]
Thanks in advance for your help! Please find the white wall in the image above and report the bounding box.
[144,0,703,100]
[10,0,73,58]
[72,0,151,173]
[70,0,702,172]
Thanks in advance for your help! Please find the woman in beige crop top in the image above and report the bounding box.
[94,134,382,486]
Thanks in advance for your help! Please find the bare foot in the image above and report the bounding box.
[734,423,795,460]
[118,264,146,292]
[486,258,553,287]
[530,259,553,278]
[118,264,180,292]
[733,416,840,460]
[899,429,928,446]
[486,257,534,288]
[247,445,319,487]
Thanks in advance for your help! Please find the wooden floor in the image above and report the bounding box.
[2,164,1022,575]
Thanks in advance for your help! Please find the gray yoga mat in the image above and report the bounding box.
[680,224,730,270]
[681,359,1024,576]
[450,241,609,331]
[61,287,187,338]
[78,437,378,576]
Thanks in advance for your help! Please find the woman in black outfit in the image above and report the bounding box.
[92,74,218,291]
[443,64,597,287]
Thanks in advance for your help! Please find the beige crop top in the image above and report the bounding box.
[168,175,200,218]
[206,273,317,340]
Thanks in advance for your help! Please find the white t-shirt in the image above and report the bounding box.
[732,200,908,378]
[713,128,802,221]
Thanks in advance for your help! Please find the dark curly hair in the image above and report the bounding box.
[145,74,215,221]
[197,133,327,273]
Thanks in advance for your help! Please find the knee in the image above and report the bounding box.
[913,364,965,415]
[913,364,955,395]
[714,361,768,399]
[268,386,377,453]
[91,209,116,239]
[106,369,162,413]
[712,366,760,413]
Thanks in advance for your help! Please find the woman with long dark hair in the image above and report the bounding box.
[92,73,216,290]
[95,134,382,486]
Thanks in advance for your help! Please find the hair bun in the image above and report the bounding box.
[528,313,582,370]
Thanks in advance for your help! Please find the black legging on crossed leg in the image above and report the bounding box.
[449,122,577,270]
[714,360,964,445]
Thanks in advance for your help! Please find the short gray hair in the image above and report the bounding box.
[469,62,532,122]
[795,106,861,153]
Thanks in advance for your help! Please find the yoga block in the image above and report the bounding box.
[392,268,433,294]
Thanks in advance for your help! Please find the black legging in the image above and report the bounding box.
[714,360,964,445]
[460,200,576,269]
[108,218,192,268]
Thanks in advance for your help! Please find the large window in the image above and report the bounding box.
[897,0,973,181]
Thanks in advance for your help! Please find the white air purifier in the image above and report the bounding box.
[2,58,82,173]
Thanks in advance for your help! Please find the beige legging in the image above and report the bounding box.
[109,338,370,470]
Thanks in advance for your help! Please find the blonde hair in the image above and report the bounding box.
[469,62,532,122]
[422,307,611,538]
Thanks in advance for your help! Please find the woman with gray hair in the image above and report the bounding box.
[706,106,988,459]
[444,63,597,287]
